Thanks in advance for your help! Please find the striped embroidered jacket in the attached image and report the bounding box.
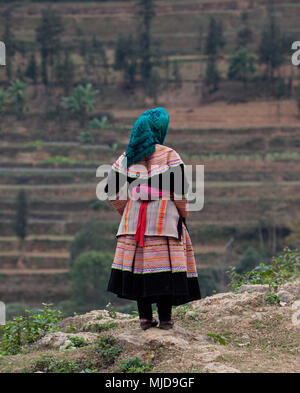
[105,144,189,239]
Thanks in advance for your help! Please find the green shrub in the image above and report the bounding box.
[68,336,89,348]
[0,303,63,355]
[28,356,97,373]
[236,247,268,274]
[207,333,227,346]
[96,335,123,364]
[118,357,153,373]
[227,246,300,294]
[25,140,43,148]
[43,155,77,165]
[88,116,109,130]
[173,303,193,318]
[78,131,94,144]
[61,83,98,127]
[106,302,117,318]
[70,251,113,308]
[69,218,117,264]
[84,321,117,333]
[264,291,280,305]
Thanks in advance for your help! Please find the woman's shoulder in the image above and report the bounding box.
[155,144,181,157]
[155,143,174,152]
[153,144,184,167]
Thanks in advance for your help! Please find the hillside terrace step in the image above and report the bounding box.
[0,201,98,212]
[0,269,69,275]
[0,253,69,269]
[0,251,69,258]
[0,217,268,237]
[1,200,299,223]
[1,180,299,191]
[0,237,72,252]
[2,125,300,142]
[0,170,299,184]
[0,142,114,150]
[0,167,96,173]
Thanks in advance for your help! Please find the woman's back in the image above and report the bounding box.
[108,143,189,239]
[105,107,201,328]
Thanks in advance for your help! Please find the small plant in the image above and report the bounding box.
[85,321,117,333]
[78,131,94,144]
[67,323,77,333]
[207,333,227,346]
[25,140,43,148]
[7,79,29,118]
[28,356,97,373]
[264,291,280,305]
[88,116,109,130]
[227,247,300,293]
[118,356,153,373]
[61,83,98,127]
[68,336,89,348]
[0,303,63,355]
[227,247,300,308]
[96,335,123,364]
[173,303,193,318]
[43,155,77,165]
[106,302,117,319]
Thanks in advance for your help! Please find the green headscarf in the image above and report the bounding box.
[122,107,170,168]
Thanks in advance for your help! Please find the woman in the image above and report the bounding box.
[105,107,201,330]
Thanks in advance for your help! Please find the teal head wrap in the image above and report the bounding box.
[123,107,170,168]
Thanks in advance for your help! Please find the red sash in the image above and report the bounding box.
[133,185,169,247]
[134,200,148,247]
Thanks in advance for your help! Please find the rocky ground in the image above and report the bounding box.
[0,280,299,373]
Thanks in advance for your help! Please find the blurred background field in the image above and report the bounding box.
[0,0,300,318]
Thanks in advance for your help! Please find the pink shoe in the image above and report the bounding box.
[140,318,158,330]
[158,320,174,330]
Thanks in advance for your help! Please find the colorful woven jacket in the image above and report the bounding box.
[105,144,189,242]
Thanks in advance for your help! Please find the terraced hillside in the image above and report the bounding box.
[1,0,300,84]
[1,98,300,305]
[2,0,300,49]
[0,0,299,308]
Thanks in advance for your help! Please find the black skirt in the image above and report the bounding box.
[107,268,201,306]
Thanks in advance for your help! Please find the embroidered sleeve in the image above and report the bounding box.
[104,153,137,215]
[167,150,189,218]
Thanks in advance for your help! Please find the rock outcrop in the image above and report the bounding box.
[25,279,300,373]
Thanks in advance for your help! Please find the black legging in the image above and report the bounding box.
[137,296,172,321]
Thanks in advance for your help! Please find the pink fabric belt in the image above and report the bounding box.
[132,184,169,247]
